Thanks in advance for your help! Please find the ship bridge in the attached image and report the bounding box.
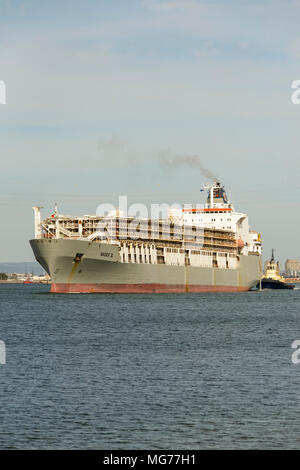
[182,181,262,256]
[182,181,235,230]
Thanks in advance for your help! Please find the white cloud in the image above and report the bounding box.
[141,0,199,11]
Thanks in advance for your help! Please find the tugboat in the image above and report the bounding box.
[261,249,295,290]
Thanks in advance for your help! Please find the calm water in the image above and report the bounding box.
[0,283,300,449]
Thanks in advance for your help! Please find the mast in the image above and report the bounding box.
[271,248,275,262]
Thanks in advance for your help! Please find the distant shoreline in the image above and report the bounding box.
[0,280,23,284]
[0,280,50,284]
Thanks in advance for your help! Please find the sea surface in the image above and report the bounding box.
[0,283,300,449]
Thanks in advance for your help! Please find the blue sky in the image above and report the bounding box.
[1,0,300,263]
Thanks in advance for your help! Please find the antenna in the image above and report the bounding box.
[271,248,275,262]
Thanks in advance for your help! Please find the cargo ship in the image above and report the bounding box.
[29,182,262,293]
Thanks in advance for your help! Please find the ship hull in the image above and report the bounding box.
[30,239,261,294]
[261,278,295,290]
[50,282,249,293]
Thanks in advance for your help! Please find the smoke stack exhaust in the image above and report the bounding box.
[159,151,218,182]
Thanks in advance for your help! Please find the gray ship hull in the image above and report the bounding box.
[30,239,261,293]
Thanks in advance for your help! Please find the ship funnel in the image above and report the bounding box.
[204,181,230,208]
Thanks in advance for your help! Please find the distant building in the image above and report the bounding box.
[285,259,300,277]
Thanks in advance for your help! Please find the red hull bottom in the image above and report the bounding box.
[51,283,249,293]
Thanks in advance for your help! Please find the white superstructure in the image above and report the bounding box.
[180,181,261,256]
